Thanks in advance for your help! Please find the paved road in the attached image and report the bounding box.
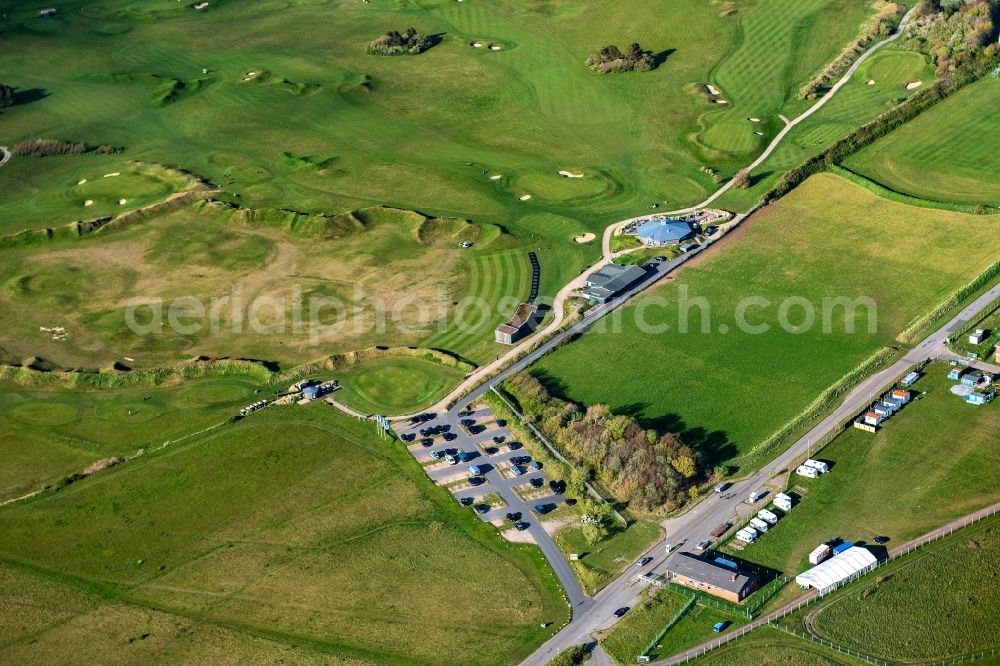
[522,279,1000,665]
[0,146,10,167]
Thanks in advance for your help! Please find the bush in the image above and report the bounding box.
[366,27,432,56]
[586,43,656,73]
[547,645,590,666]
[0,84,13,108]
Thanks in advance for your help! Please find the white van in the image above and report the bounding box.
[748,491,763,504]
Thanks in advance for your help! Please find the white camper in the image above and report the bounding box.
[749,517,770,533]
[757,509,779,525]
[774,492,793,512]
[796,465,820,479]
[803,459,829,474]
[808,543,832,565]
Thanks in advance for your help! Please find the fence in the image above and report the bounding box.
[769,624,889,665]
[640,594,697,660]
[654,502,1000,665]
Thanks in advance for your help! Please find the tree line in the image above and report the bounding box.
[504,373,706,516]
[11,139,123,157]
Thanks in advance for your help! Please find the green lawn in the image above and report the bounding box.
[0,0,884,231]
[532,173,1000,467]
[690,627,860,665]
[809,514,1000,662]
[844,76,1000,205]
[0,405,567,665]
[553,520,662,595]
[721,365,1000,575]
[334,356,466,415]
[650,599,749,661]
[0,374,265,502]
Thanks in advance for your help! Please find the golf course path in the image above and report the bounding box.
[331,6,918,424]
[0,146,11,168]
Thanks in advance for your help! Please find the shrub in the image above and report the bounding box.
[586,43,656,73]
[366,27,432,56]
[0,84,13,108]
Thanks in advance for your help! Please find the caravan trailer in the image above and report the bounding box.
[808,543,832,565]
[735,527,758,543]
[774,493,793,512]
[749,517,770,533]
[796,465,820,479]
[757,509,779,525]
[803,459,829,474]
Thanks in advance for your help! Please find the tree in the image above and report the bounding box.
[0,84,14,109]
[733,168,751,189]
[671,454,698,479]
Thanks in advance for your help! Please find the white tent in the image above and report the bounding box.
[795,547,878,594]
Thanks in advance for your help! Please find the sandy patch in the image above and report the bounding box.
[706,84,720,96]
[490,45,501,51]
[905,81,922,90]
[118,198,127,205]
[542,516,573,536]
[558,170,584,178]
[489,174,502,180]
[472,42,483,48]
[748,117,760,123]
[500,527,536,544]
[103,172,120,178]
[519,194,531,201]
[866,80,876,85]
[574,232,596,244]
[83,199,93,207]
[753,131,764,136]
[77,178,87,185]
[714,99,728,105]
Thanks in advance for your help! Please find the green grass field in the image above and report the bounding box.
[809,515,1000,662]
[0,405,567,664]
[552,520,662,595]
[690,627,860,665]
[532,173,1000,466]
[844,76,1000,205]
[0,374,264,502]
[0,0,885,232]
[334,356,466,415]
[720,365,1000,575]
[601,588,692,664]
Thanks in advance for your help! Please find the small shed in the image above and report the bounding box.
[969,329,987,345]
[948,367,964,381]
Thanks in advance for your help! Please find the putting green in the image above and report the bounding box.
[336,357,465,415]
[508,169,618,203]
[8,401,80,426]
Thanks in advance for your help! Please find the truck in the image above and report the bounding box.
[710,522,731,539]
[747,491,764,504]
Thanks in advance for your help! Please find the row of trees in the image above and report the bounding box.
[586,43,656,73]
[366,27,432,56]
[505,373,705,514]
[11,139,123,157]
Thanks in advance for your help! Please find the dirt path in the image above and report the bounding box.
[0,146,10,168]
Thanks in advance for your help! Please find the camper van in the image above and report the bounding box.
[796,465,820,479]
[803,459,829,474]
[735,527,758,543]
[757,509,779,525]
[749,517,769,533]
[774,492,793,512]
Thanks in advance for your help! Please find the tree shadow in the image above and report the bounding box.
[651,48,676,69]
[13,87,48,106]
[425,33,445,50]
[749,170,772,187]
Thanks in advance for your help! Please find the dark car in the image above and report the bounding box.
[507,441,522,450]
[468,476,484,486]
[873,535,890,544]
[484,446,499,455]
[474,504,490,514]
[530,477,544,488]
[461,419,475,427]
[505,512,521,522]
[401,433,415,442]
[443,432,457,441]
[514,521,529,531]
[459,497,473,506]
[613,607,630,618]
[493,435,505,444]
[654,256,667,262]
[421,438,433,447]
[496,419,506,427]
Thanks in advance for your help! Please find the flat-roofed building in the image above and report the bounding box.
[582,264,647,303]
[665,552,758,603]
[495,303,538,344]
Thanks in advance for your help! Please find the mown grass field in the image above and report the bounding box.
[0,0,884,232]
[552,519,662,595]
[721,365,1000,575]
[809,515,1000,662]
[690,626,860,665]
[533,173,1000,466]
[844,76,1000,205]
[334,356,466,415]
[0,373,264,502]
[0,405,567,665]
[601,587,691,664]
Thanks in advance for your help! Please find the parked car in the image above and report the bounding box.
[442,432,457,441]
[696,540,712,551]
[714,482,730,493]
[421,438,433,447]
[459,497,473,506]
[510,465,524,476]
[713,621,730,633]
[873,535,890,544]
[446,454,458,465]
[613,607,630,618]
[507,441,522,450]
[515,521,529,531]
[529,461,542,470]
[430,450,444,460]
[639,557,654,567]
[493,435,505,444]
[654,256,667,262]
[474,504,489,514]
[529,477,544,488]
[468,476,484,486]
[505,512,521,522]
[484,446,499,455]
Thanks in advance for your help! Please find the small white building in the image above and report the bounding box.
[970,329,987,345]
[803,459,829,474]
[796,465,820,479]
[796,547,878,595]
[774,493,793,512]
[808,543,831,565]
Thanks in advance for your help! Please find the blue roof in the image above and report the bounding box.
[636,219,692,243]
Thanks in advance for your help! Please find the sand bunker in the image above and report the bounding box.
[103,172,120,178]
[489,174,502,180]
[866,79,876,85]
[905,81,922,90]
[472,42,483,48]
[748,117,760,123]
[706,84,720,96]
[574,232,596,244]
[77,178,87,185]
[558,170,584,178]
[519,194,531,201]
[715,99,728,105]
[490,45,501,51]
[83,199,93,207]
[754,131,764,136]
[118,198,127,205]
